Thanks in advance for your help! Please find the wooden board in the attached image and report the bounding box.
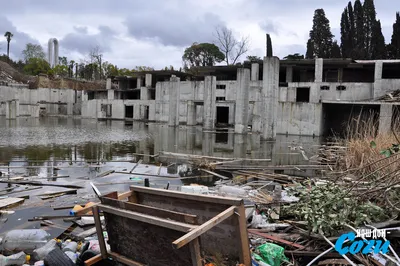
[104,213,192,266]
[0,197,24,209]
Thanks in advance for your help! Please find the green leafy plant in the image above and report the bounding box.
[283,183,387,236]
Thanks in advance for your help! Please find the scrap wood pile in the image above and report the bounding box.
[377,90,400,102]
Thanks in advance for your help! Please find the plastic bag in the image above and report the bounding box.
[252,243,288,266]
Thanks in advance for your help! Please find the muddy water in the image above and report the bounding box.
[0,117,321,234]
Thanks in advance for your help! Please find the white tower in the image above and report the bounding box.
[48,38,59,68]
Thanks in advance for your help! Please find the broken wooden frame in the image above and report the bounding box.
[86,186,251,266]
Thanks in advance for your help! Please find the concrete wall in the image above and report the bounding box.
[276,102,322,136]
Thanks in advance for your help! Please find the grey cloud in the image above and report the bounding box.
[73,26,88,34]
[0,16,39,60]
[259,20,280,35]
[60,25,116,54]
[125,11,225,47]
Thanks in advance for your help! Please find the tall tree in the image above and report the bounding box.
[363,0,377,58]
[306,39,314,59]
[331,41,342,58]
[340,7,351,57]
[306,9,334,58]
[214,26,249,65]
[353,0,365,59]
[182,42,225,68]
[4,31,13,58]
[22,43,46,63]
[340,2,355,58]
[388,12,400,59]
[371,20,386,59]
[266,34,273,57]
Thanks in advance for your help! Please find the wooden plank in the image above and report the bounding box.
[189,238,202,266]
[0,197,24,209]
[84,254,102,266]
[93,205,108,259]
[98,204,196,232]
[117,191,132,200]
[130,186,242,206]
[248,229,305,249]
[101,197,198,224]
[199,169,229,180]
[108,251,145,266]
[39,189,78,196]
[97,170,115,178]
[157,163,162,175]
[77,227,97,238]
[0,180,84,189]
[237,205,252,266]
[129,159,142,173]
[173,206,235,249]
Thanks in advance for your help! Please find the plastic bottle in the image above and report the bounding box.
[0,251,26,266]
[64,251,78,263]
[0,229,51,255]
[62,241,77,253]
[32,239,59,261]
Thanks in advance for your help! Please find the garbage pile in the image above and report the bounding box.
[0,228,108,266]
[181,150,400,265]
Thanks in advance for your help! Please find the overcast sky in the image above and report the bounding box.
[0,0,397,69]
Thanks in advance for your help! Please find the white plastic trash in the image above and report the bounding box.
[1,229,51,255]
[181,185,209,194]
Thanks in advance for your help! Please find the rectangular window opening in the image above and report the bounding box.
[320,85,330,90]
[216,84,226,90]
[336,85,346,91]
[216,97,226,101]
[296,87,310,102]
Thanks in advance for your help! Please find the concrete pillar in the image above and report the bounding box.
[379,104,393,134]
[233,134,247,158]
[107,90,114,100]
[187,100,196,126]
[374,61,383,98]
[67,103,73,116]
[15,99,19,118]
[261,56,280,140]
[235,68,250,134]
[168,76,180,127]
[145,74,152,87]
[6,100,18,119]
[251,63,259,81]
[203,76,216,130]
[202,132,214,156]
[106,78,112,90]
[315,58,323,82]
[186,127,196,150]
[140,88,148,100]
[286,66,293,83]
[137,77,142,88]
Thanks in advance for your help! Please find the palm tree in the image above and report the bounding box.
[4,31,13,58]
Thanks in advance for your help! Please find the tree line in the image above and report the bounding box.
[305,0,400,60]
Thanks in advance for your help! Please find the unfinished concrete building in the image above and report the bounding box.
[80,58,400,139]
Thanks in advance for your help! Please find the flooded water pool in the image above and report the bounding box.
[0,117,322,234]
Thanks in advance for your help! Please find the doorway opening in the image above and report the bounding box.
[144,106,149,120]
[216,106,229,125]
[125,105,133,118]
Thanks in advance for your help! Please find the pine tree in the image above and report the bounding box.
[371,20,386,59]
[340,7,351,57]
[363,0,377,59]
[388,12,400,59]
[353,0,365,59]
[307,9,334,58]
[331,41,342,58]
[306,39,314,59]
[266,34,273,57]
